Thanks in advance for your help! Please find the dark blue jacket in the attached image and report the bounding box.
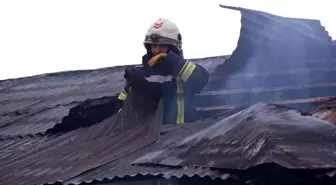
[135,49,209,124]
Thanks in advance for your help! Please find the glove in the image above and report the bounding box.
[124,66,137,79]
[148,53,167,68]
[123,66,148,90]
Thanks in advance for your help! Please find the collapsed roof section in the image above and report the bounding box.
[0,56,228,138]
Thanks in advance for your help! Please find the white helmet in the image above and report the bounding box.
[144,18,182,51]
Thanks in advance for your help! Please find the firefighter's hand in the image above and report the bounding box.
[124,66,137,79]
[148,53,167,68]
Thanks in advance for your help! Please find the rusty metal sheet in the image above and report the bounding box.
[133,103,336,170]
[305,98,336,123]
[1,102,336,185]
[48,122,218,185]
[0,88,164,185]
[0,109,217,185]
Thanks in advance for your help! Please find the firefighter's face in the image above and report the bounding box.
[151,44,168,55]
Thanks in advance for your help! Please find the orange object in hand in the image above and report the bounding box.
[148,53,167,68]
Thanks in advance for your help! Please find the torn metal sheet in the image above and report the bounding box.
[201,4,336,112]
[305,97,336,123]
[133,103,336,170]
[0,88,163,185]
[0,57,226,138]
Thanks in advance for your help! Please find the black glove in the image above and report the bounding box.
[124,66,137,79]
[123,66,162,101]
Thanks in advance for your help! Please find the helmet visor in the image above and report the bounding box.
[144,33,179,45]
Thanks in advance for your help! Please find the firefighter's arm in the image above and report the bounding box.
[118,65,162,101]
[117,81,130,101]
[151,51,209,93]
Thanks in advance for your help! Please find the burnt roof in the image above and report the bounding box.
[133,103,336,170]
[1,4,336,185]
[1,4,336,138]
[1,103,335,185]
[202,4,336,111]
[0,56,228,138]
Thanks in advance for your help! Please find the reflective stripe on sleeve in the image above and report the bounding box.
[117,90,128,100]
[176,79,184,124]
[178,60,196,83]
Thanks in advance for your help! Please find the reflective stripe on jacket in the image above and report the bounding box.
[119,50,209,124]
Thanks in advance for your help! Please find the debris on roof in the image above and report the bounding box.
[304,97,336,123]
[133,102,336,170]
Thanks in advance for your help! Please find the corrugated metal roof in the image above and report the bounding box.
[133,103,336,170]
[1,5,336,185]
[1,4,336,138]
[0,116,214,185]
[1,103,335,185]
[202,4,336,111]
[0,56,228,138]
[0,66,127,138]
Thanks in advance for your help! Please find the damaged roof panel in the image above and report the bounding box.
[0,66,127,137]
[201,5,336,111]
[1,103,335,185]
[0,118,157,185]
[133,103,336,170]
[305,97,336,123]
[0,116,212,185]
[219,5,331,43]
[1,5,336,138]
[0,103,79,138]
[0,57,227,138]
[1,5,336,185]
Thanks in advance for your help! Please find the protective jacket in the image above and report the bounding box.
[119,47,209,124]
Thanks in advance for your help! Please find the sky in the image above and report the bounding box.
[0,0,334,80]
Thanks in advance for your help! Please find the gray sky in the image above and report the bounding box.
[0,0,334,80]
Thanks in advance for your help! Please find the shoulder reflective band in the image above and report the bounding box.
[145,75,173,83]
[178,61,196,83]
[176,79,184,124]
[117,90,128,101]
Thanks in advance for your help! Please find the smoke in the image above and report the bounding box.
[202,8,336,112]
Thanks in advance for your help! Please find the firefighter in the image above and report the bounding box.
[118,18,209,124]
